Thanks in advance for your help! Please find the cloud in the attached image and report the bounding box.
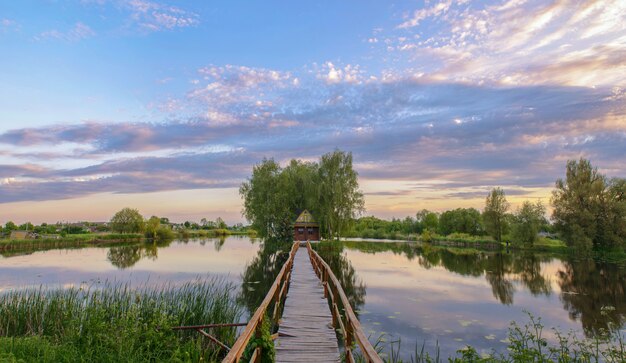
[1,63,625,204]
[0,151,250,203]
[125,0,199,31]
[385,0,626,88]
[34,22,95,42]
[1,18,19,33]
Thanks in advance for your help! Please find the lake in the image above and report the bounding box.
[1,237,624,360]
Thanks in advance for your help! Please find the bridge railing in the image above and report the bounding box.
[306,241,383,363]
[222,242,299,363]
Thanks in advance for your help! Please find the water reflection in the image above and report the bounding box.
[341,242,553,305]
[0,237,262,291]
[331,241,625,336]
[238,240,292,316]
[558,259,626,335]
[313,243,367,314]
[106,239,173,269]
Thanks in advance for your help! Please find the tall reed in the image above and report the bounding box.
[0,277,242,362]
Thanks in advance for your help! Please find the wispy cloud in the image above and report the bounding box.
[385,0,626,87]
[34,22,95,42]
[1,18,18,31]
[1,63,624,204]
[124,0,199,32]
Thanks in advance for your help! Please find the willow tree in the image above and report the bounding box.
[110,208,145,234]
[239,150,364,241]
[482,187,509,242]
[239,159,288,240]
[317,150,364,239]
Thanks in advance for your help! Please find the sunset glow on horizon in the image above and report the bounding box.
[1,0,625,224]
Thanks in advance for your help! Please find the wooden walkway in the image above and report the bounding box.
[275,246,340,363]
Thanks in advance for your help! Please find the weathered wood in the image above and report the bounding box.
[275,247,341,363]
[222,242,299,363]
[307,242,383,363]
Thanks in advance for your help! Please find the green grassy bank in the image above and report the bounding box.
[0,233,143,254]
[0,278,242,363]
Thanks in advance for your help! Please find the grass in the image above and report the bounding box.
[0,278,243,362]
[0,233,143,254]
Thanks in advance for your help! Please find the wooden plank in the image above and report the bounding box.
[307,243,383,363]
[275,247,341,363]
[222,242,299,363]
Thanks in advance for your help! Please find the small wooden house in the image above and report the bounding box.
[293,210,320,241]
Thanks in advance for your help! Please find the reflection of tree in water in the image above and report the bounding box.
[313,243,366,315]
[106,239,174,269]
[213,237,226,252]
[558,259,626,335]
[484,254,514,305]
[512,252,551,296]
[238,240,292,317]
[107,245,143,269]
[343,241,554,306]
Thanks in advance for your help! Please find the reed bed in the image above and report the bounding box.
[0,278,242,362]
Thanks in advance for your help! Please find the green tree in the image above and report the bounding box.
[416,209,439,232]
[215,217,228,230]
[240,151,363,241]
[240,158,292,240]
[317,150,365,239]
[552,159,626,251]
[145,216,161,239]
[511,201,546,247]
[438,208,483,236]
[4,221,17,231]
[109,208,145,234]
[483,187,509,242]
[18,222,34,231]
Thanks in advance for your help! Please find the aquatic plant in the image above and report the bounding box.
[355,311,625,363]
[0,278,242,362]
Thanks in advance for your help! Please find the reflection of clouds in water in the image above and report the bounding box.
[339,242,622,360]
[0,237,261,293]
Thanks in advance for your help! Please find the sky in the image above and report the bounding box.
[0,0,625,224]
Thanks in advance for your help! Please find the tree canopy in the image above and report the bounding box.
[483,187,510,242]
[438,208,483,236]
[110,208,145,234]
[511,201,546,247]
[239,150,364,240]
[551,158,626,251]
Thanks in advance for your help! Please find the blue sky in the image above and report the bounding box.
[1,0,625,223]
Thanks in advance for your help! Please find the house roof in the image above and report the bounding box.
[294,209,318,226]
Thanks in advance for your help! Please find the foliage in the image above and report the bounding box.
[420,229,434,243]
[109,208,145,234]
[242,315,275,363]
[438,208,484,236]
[483,188,510,242]
[362,311,625,362]
[239,150,364,240]
[552,158,626,252]
[317,150,365,239]
[145,216,175,241]
[0,278,242,362]
[346,216,418,240]
[4,221,17,232]
[511,201,546,248]
[416,209,439,232]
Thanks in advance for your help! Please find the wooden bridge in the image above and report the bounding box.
[222,241,382,363]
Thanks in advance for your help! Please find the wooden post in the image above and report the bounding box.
[253,315,263,363]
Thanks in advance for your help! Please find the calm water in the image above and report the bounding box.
[1,237,625,359]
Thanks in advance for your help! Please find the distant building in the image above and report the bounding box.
[10,230,37,240]
[293,210,320,241]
